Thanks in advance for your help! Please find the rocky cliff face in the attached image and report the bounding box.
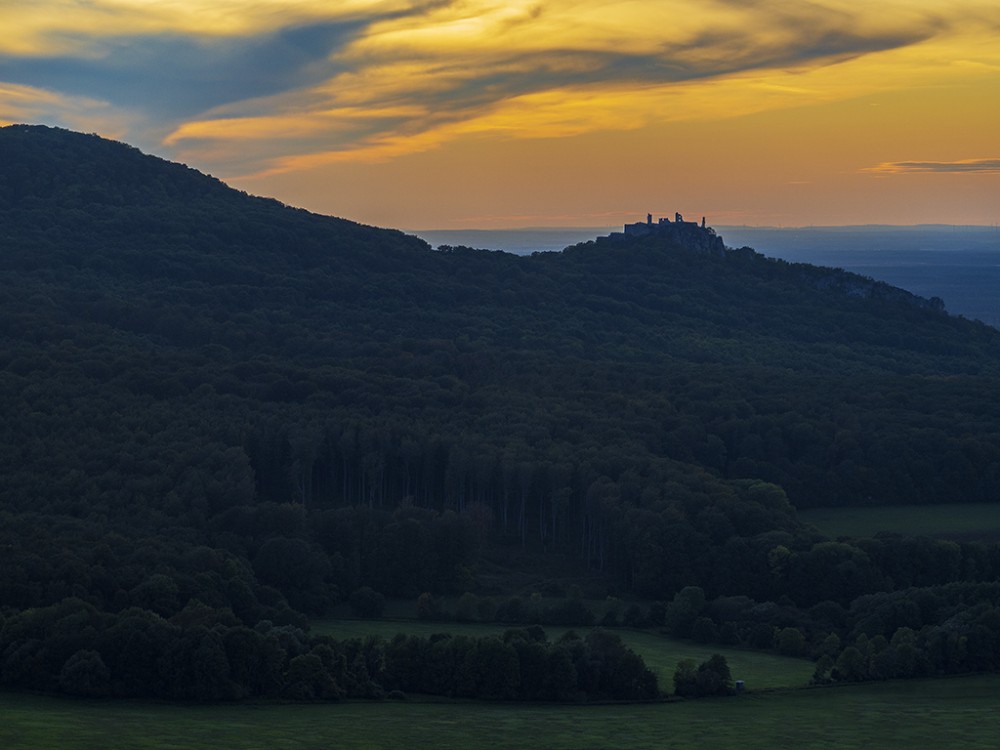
[608,221,726,255]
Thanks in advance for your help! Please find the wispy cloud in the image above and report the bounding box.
[0,80,131,137]
[2,0,999,179]
[865,158,1000,174]
[0,1,440,55]
[162,0,951,173]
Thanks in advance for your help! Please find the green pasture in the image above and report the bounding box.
[312,619,815,691]
[4,675,1000,750]
[798,502,1000,541]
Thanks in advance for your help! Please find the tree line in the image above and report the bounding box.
[0,595,658,703]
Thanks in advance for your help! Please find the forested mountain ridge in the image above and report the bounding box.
[4,124,1000,700]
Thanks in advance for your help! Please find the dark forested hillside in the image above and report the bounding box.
[4,124,1000,699]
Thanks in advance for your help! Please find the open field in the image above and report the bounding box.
[797,503,1000,542]
[313,619,815,691]
[3,675,1000,750]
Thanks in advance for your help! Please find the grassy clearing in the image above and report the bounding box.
[3,676,1000,750]
[612,629,813,692]
[797,502,1000,542]
[312,619,815,691]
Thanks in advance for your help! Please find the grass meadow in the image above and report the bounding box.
[797,503,1000,542]
[313,619,815,691]
[3,675,1000,750]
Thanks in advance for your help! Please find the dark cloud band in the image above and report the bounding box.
[866,159,1000,174]
[0,21,367,118]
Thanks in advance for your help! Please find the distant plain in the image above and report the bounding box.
[798,502,1000,542]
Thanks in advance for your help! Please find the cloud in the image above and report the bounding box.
[0,1,444,55]
[163,0,948,172]
[1,0,996,178]
[0,81,134,137]
[864,158,1000,174]
[0,22,367,119]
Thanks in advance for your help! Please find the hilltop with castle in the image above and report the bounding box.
[607,212,725,254]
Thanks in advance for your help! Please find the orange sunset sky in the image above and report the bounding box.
[2,0,999,229]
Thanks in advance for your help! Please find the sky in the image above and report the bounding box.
[2,0,1000,229]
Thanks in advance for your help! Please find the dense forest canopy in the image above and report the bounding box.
[3,124,1000,700]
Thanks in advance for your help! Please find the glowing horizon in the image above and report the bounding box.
[2,0,999,229]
